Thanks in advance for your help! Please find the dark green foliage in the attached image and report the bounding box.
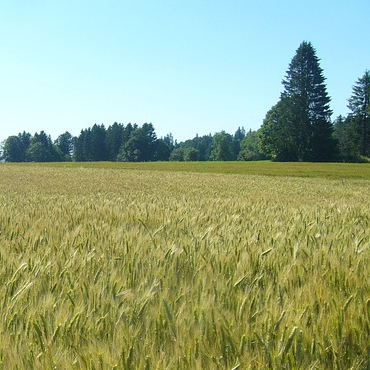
[170,130,245,162]
[210,131,234,161]
[55,132,74,161]
[175,134,213,161]
[183,147,199,161]
[27,131,61,162]
[283,41,334,160]
[3,136,26,162]
[333,115,358,160]
[3,131,61,162]
[193,135,213,161]
[232,127,246,159]
[73,123,157,162]
[259,98,297,161]
[347,70,370,156]
[73,124,109,161]
[117,123,157,162]
[141,123,158,161]
[18,131,32,159]
[238,130,265,161]
[260,41,335,161]
[154,138,172,161]
[162,133,176,151]
[169,147,185,161]
[155,134,175,161]
[331,71,370,161]
[26,142,48,162]
[105,123,125,161]
[90,124,108,161]
[73,130,86,161]
[74,128,93,161]
[118,129,146,162]
[3,123,177,163]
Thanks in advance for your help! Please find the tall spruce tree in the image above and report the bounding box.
[347,70,370,156]
[263,41,334,161]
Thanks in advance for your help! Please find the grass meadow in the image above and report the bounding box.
[0,162,369,369]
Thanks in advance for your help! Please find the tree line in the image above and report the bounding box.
[0,122,264,162]
[1,41,369,163]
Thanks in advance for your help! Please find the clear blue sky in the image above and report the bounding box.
[1,0,369,143]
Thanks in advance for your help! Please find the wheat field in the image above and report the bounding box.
[0,163,369,369]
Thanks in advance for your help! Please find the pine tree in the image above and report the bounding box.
[281,41,334,161]
[348,70,370,156]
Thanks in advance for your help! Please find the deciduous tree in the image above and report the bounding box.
[210,131,234,161]
[55,132,74,161]
[238,130,265,161]
[3,136,25,162]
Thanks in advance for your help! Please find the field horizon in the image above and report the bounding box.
[3,160,370,180]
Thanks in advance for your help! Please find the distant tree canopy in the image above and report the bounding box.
[1,123,175,163]
[331,70,370,161]
[1,42,368,163]
[2,136,25,162]
[72,123,173,162]
[347,70,370,157]
[238,130,266,161]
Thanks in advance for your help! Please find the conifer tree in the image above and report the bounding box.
[348,70,370,156]
[260,41,334,161]
[282,41,334,161]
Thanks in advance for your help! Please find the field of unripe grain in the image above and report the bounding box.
[0,163,369,369]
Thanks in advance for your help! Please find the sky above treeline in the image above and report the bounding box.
[0,0,369,143]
